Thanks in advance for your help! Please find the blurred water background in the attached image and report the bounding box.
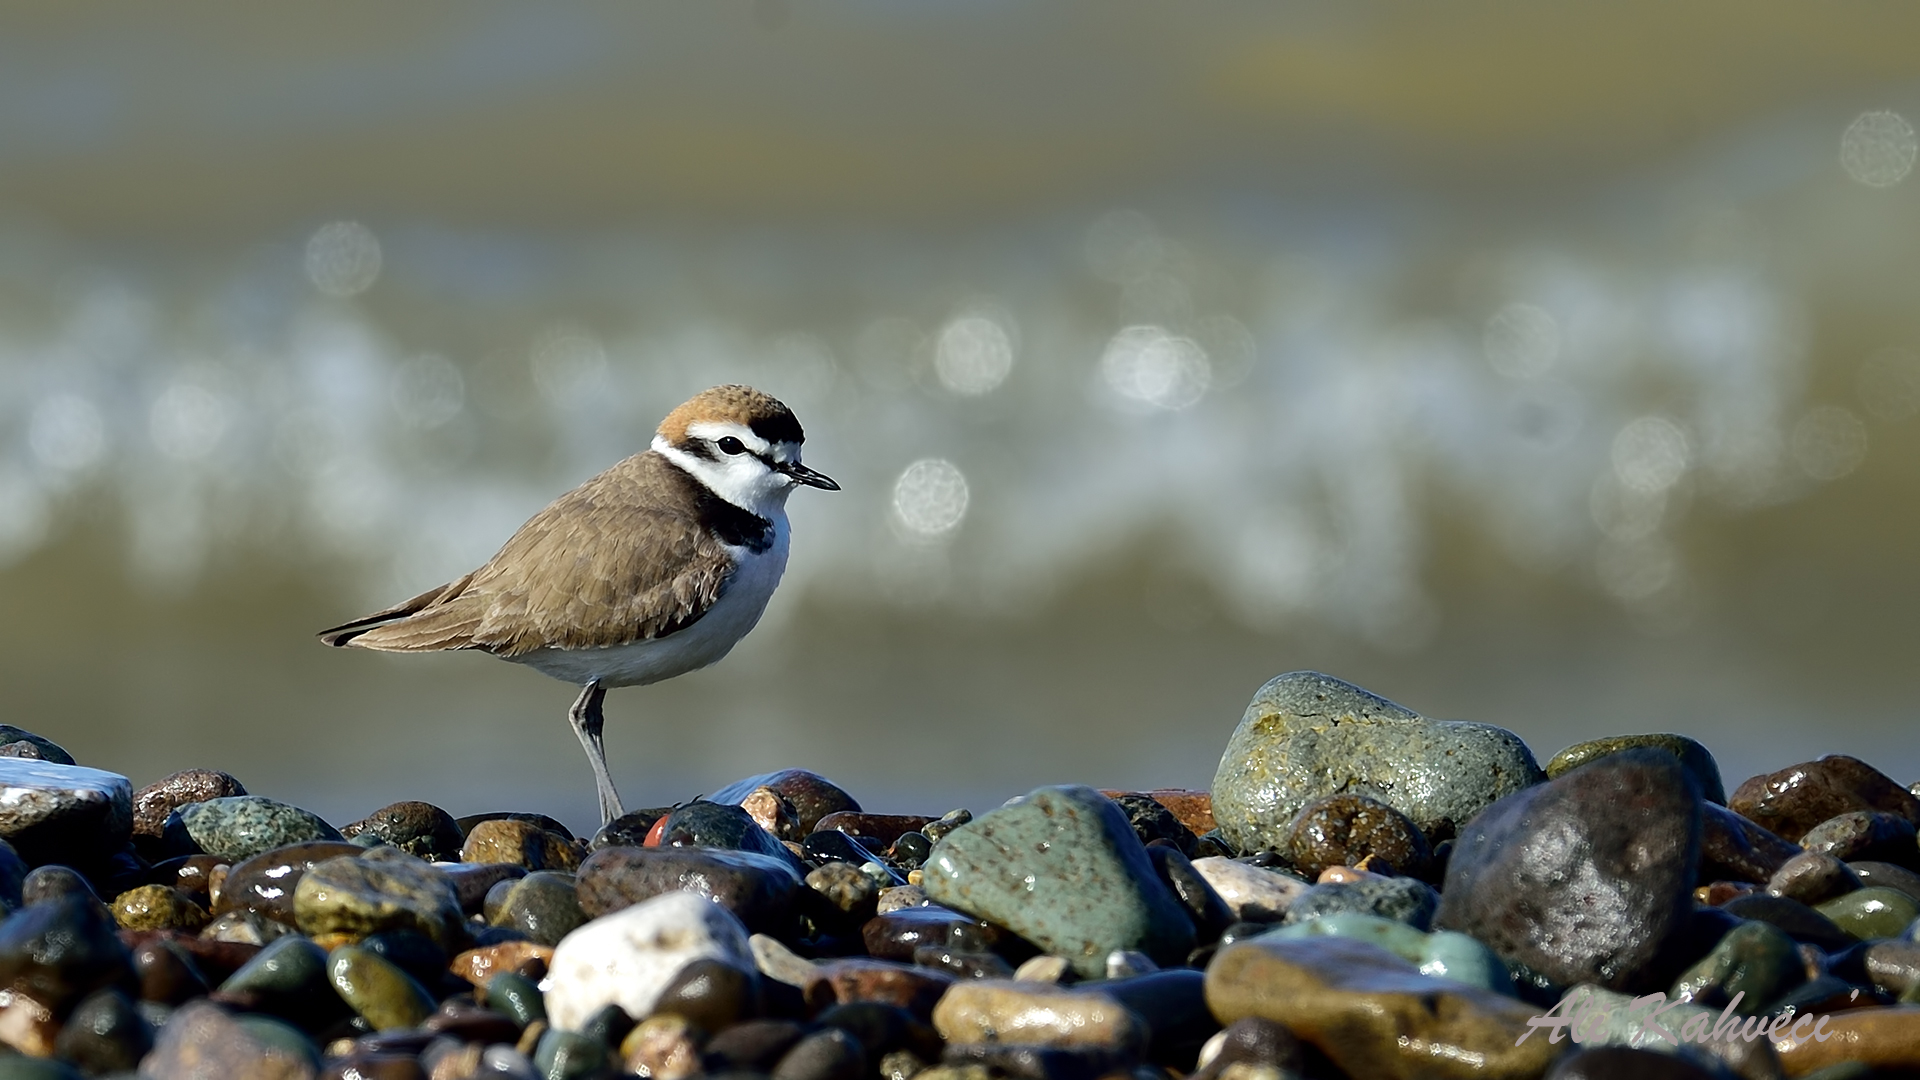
[3,3,1920,830]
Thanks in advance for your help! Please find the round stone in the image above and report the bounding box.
[166,797,341,863]
[1283,794,1433,881]
[1546,734,1726,805]
[340,801,465,862]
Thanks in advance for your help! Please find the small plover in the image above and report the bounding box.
[319,385,838,825]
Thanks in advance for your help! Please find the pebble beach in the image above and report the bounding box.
[3,669,1920,1080]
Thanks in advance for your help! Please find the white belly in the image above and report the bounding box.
[509,525,790,689]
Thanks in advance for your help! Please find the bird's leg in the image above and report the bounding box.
[567,680,626,826]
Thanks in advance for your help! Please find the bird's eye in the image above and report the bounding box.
[716,437,747,456]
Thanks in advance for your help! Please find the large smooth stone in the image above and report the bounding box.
[1187,858,1311,923]
[293,847,465,951]
[921,785,1194,977]
[1729,754,1920,842]
[575,845,800,930]
[545,889,755,1031]
[1771,1005,1920,1075]
[141,1000,318,1080]
[214,841,364,925]
[932,979,1148,1053]
[1204,935,1559,1079]
[0,760,132,866]
[1435,748,1701,993]
[711,769,861,835]
[0,894,132,1013]
[166,797,342,863]
[1547,734,1726,805]
[327,945,435,1031]
[1210,671,1543,849]
[1265,912,1512,994]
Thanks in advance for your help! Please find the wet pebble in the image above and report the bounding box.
[1186,857,1309,924]
[1772,1005,1920,1075]
[339,801,465,862]
[1852,860,1920,906]
[1729,754,1920,842]
[0,726,74,766]
[815,812,935,849]
[0,760,133,867]
[142,999,319,1079]
[1800,810,1920,868]
[1211,671,1543,849]
[932,979,1147,1053]
[1267,911,1512,994]
[52,987,152,1075]
[1815,886,1920,941]
[574,844,799,930]
[1283,793,1432,881]
[218,935,346,1029]
[458,819,584,872]
[920,785,1193,977]
[131,769,246,842]
[1720,893,1857,951]
[1669,918,1803,1011]
[487,870,585,946]
[544,889,755,1031]
[168,796,343,863]
[1284,873,1439,931]
[1547,733,1727,805]
[329,944,437,1031]
[1697,800,1801,885]
[293,847,466,952]
[862,904,1007,961]
[0,893,132,1013]
[806,958,954,1018]
[111,883,210,932]
[620,1013,704,1079]
[712,769,861,836]
[773,1027,867,1080]
[1765,850,1862,905]
[20,865,97,907]
[808,861,881,922]
[215,840,363,925]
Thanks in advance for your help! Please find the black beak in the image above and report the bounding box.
[780,461,840,490]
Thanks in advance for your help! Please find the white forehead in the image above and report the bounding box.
[684,419,801,462]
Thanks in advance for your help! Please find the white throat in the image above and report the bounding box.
[653,433,795,520]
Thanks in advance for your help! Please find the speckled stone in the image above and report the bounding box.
[1188,858,1311,923]
[327,944,436,1031]
[488,871,585,947]
[921,785,1194,978]
[216,841,364,925]
[459,819,585,871]
[1205,935,1557,1080]
[339,801,465,862]
[574,845,800,930]
[141,1000,318,1080]
[1729,754,1920,842]
[544,890,755,1031]
[1547,734,1726,805]
[0,727,74,766]
[1283,794,1432,881]
[167,797,342,863]
[1284,874,1439,930]
[712,769,862,835]
[739,786,804,841]
[1800,810,1919,868]
[933,979,1148,1052]
[1266,911,1512,994]
[620,1014,705,1080]
[451,940,552,988]
[111,884,210,933]
[0,894,132,1012]
[292,848,465,952]
[1815,886,1920,941]
[131,770,246,841]
[1211,671,1544,850]
[1436,748,1701,993]
[808,861,881,921]
[0,759,133,866]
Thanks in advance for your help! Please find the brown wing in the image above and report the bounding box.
[318,452,734,657]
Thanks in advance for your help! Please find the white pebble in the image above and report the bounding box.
[545,891,754,1031]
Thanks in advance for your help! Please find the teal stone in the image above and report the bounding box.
[0,1059,84,1080]
[1546,733,1727,805]
[534,1027,609,1079]
[1283,875,1440,931]
[488,970,547,1027]
[293,847,466,951]
[1210,671,1544,849]
[1266,912,1512,994]
[327,945,436,1031]
[171,797,342,862]
[1670,920,1802,1011]
[921,784,1194,977]
[490,871,585,947]
[1817,886,1920,941]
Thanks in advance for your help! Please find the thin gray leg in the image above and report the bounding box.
[567,680,625,826]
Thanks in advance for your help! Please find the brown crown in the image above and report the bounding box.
[656,385,804,447]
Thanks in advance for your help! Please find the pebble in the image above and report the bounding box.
[1282,793,1432,881]
[458,819,584,872]
[1544,1046,1729,1080]
[706,1019,808,1072]
[0,727,74,766]
[620,1013,705,1079]
[1103,789,1216,836]
[218,935,345,1028]
[1800,810,1920,868]
[1191,1016,1303,1080]
[1210,671,1544,849]
[51,988,151,1075]
[450,940,551,987]
[130,768,246,842]
[168,796,343,863]
[328,944,436,1031]
[653,955,759,1030]
[0,760,133,867]
[862,904,1007,960]
[711,769,862,835]
[19,865,95,907]
[1204,934,1555,1080]
[1719,893,1856,952]
[772,1028,867,1080]
[1728,754,1920,842]
[815,812,935,848]
[1435,747,1701,992]
[1546,733,1727,805]
[1815,886,1920,941]
[339,801,465,862]
[487,871,585,946]
[808,861,882,922]
[543,889,755,1031]
[532,1026,609,1079]
[931,979,1148,1053]
[574,844,800,930]
[751,931,821,989]
[806,958,954,1017]
[1284,874,1440,931]
[1146,845,1233,943]
[920,784,1195,977]
[1187,857,1310,923]
[1266,911,1512,994]
[1108,793,1199,854]
[292,847,466,952]
[876,885,928,915]
[1765,850,1862,905]
[140,999,319,1080]
[1698,801,1801,884]
[1852,860,1920,906]
[0,894,131,1013]
[1864,939,1920,999]
[1670,918,1803,1011]
[110,883,210,932]
[1771,1004,1920,1075]
[216,840,364,925]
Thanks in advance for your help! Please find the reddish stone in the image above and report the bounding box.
[1102,789,1215,836]
[804,958,954,1019]
[814,812,935,848]
[1729,755,1920,843]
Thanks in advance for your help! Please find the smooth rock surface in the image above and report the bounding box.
[1204,935,1558,1080]
[139,999,318,1080]
[574,844,800,929]
[1283,793,1432,880]
[1547,734,1726,805]
[489,871,585,946]
[168,797,342,863]
[1729,755,1920,842]
[292,848,465,951]
[459,818,584,871]
[216,840,364,924]
[931,980,1148,1053]
[1265,912,1512,994]
[1284,874,1439,930]
[0,894,132,1012]
[920,785,1194,977]
[544,889,754,1031]
[1699,802,1801,885]
[1211,671,1544,849]
[712,769,861,835]
[1769,1004,1920,1075]
[0,759,133,865]
[1188,857,1310,923]
[1436,748,1701,992]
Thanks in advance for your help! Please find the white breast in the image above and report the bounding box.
[509,515,791,689]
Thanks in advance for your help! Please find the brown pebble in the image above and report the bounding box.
[132,769,247,839]
[806,958,955,1019]
[1101,788,1217,836]
[460,819,586,871]
[741,786,804,841]
[1284,793,1432,881]
[1729,755,1920,842]
[451,941,554,987]
[1765,850,1863,905]
[815,812,936,848]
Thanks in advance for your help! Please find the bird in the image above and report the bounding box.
[317,384,839,826]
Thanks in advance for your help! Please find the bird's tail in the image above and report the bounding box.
[317,573,482,651]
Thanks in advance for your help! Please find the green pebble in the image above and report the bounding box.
[1268,912,1512,994]
[491,872,585,947]
[534,1027,608,1080]
[0,1058,85,1080]
[1546,734,1726,804]
[488,970,547,1027]
[1670,920,1800,1009]
[327,945,436,1031]
[174,797,343,863]
[1817,886,1920,941]
[220,935,330,997]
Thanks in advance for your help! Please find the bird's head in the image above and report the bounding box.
[653,385,839,513]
